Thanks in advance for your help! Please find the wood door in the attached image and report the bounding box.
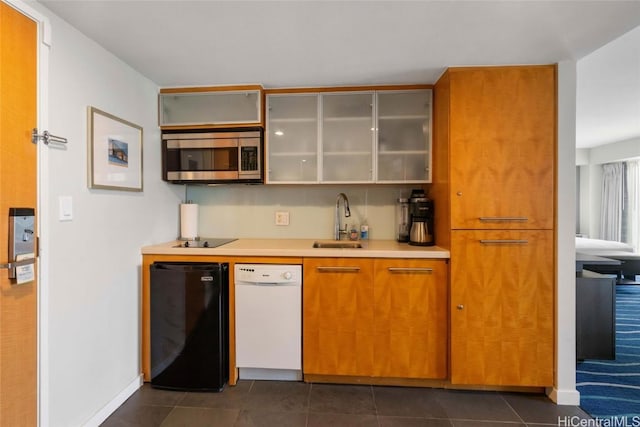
[0,2,38,425]
[448,66,556,230]
[302,258,374,376]
[373,259,447,379]
[450,230,554,386]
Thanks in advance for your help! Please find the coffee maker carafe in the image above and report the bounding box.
[408,189,435,246]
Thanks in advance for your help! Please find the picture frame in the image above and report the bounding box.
[88,106,143,191]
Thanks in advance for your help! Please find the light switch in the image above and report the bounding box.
[59,196,73,221]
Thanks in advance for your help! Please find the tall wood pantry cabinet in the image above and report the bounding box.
[432,65,556,387]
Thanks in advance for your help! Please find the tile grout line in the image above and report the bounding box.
[159,405,178,427]
[370,385,382,427]
[306,382,313,427]
[500,393,527,425]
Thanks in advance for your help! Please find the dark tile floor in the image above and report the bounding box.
[101,381,591,427]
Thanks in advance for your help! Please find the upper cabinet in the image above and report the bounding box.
[322,92,375,183]
[446,67,555,230]
[266,94,319,182]
[266,87,432,184]
[377,90,432,183]
[159,85,263,129]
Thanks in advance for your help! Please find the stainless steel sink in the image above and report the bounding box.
[312,241,363,249]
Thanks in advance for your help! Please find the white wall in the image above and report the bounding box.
[32,4,182,426]
[189,184,415,240]
[552,60,580,405]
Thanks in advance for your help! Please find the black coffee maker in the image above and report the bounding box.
[408,189,435,246]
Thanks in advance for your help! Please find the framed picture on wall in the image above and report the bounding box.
[88,106,143,191]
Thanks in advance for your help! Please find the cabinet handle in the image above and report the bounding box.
[316,266,361,273]
[457,304,464,310]
[387,267,433,274]
[479,239,529,245]
[479,217,528,222]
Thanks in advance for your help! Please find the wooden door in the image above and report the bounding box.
[0,2,38,425]
[450,230,554,386]
[373,259,447,379]
[448,66,556,230]
[302,258,374,376]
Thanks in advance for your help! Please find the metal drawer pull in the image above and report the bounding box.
[479,217,528,222]
[316,266,361,273]
[479,239,529,245]
[387,267,433,274]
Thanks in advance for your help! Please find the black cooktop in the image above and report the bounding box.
[176,238,237,248]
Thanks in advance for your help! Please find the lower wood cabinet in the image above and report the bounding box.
[373,259,448,379]
[303,258,374,376]
[450,230,554,387]
[303,257,448,379]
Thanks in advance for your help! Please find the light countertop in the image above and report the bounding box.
[141,238,450,259]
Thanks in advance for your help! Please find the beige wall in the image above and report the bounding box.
[189,184,417,241]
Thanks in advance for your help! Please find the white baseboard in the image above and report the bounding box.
[82,374,143,427]
[546,387,581,405]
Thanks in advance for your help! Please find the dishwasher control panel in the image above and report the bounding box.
[235,264,301,284]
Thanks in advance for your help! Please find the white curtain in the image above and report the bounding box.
[626,160,640,251]
[600,162,625,241]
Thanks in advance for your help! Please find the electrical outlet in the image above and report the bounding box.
[275,211,290,226]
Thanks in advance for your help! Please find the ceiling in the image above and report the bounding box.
[576,25,640,148]
[38,0,640,148]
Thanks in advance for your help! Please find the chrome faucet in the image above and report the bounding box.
[334,193,351,240]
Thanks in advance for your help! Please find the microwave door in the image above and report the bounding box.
[181,149,210,170]
[165,139,239,181]
[211,144,239,174]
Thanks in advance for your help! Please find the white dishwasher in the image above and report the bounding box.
[234,264,302,381]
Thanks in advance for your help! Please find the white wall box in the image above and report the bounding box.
[266,87,432,184]
[159,85,263,128]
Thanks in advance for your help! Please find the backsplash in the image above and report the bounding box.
[186,184,421,240]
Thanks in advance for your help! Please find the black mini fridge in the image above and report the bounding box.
[150,262,229,391]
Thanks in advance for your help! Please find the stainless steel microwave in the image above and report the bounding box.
[162,128,263,184]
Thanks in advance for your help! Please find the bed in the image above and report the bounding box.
[576,237,640,283]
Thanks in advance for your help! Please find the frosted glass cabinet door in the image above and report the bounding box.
[266,94,319,183]
[159,90,261,126]
[377,90,432,182]
[322,92,374,182]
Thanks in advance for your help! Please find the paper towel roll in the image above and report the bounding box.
[180,203,199,240]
